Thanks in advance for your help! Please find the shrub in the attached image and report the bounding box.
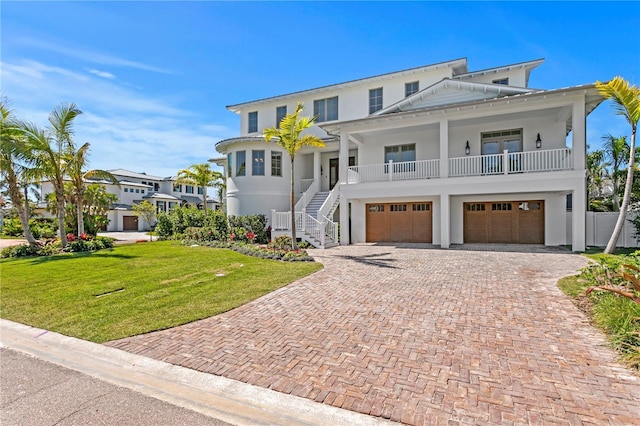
[1,219,24,237]
[228,214,268,244]
[183,240,314,262]
[270,235,293,250]
[155,213,174,239]
[1,243,39,258]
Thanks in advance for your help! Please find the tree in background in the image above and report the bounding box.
[67,142,119,235]
[132,200,156,241]
[596,77,639,253]
[176,163,223,213]
[264,102,324,250]
[601,134,630,211]
[0,100,37,245]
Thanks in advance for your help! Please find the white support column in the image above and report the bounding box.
[313,151,321,188]
[339,132,349,184]
[339,195,349,245]
[439,119,449,178]
[440,193,450,248]
[572,96,586,171]
[572,187,586,252]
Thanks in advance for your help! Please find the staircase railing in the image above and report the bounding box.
[294,179,318,212]
[317,185,339,221]
[322,215,338,245]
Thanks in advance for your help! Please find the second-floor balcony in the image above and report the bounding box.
[347,148,573,184]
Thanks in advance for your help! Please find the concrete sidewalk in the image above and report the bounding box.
[0,319,394,426]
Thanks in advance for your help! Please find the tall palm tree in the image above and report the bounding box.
[26,103,83,248]
[0,101,38,245]
[176,163,223,213]
[601,134,630,211]
[596,77,640,253]
[264,102,324,250]
[67,142,119,235]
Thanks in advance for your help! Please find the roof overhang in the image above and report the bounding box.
[453,58,545,87]
[226,58,468,113]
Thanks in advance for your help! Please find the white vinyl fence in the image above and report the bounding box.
[567,211,639,248]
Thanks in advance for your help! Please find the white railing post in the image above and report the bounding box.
[389,160,393,181]
[503,150,509,175]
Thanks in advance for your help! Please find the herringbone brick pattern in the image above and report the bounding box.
[107,245,640,425]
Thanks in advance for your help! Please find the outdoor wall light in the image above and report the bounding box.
[465,140,470,155]
[536,133,542,149]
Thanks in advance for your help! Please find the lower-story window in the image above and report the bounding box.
[157,201,166,212]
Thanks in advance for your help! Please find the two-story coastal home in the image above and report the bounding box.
[213,58,605,250]
[39,169,218,232]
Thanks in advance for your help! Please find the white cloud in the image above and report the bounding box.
[88,69,116,80]
[1,59,234,177]
[16,36,172,74]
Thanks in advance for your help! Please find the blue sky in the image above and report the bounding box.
[2,1,639,177]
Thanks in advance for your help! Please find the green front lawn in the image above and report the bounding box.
[0,241,322,343]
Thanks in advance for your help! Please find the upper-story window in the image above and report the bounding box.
[236,150,246,176]
[481,129,522,155]
[276,106,287,128]
[313,96,338,122]
[227,153,233,177]
[405,81,419,97]
[369,88,383,114]
[492,78,509,85]
[154,183,159,191]
[252,150,265,176]
[271,151,282,177]
[124,188,128,193]
[248,111,258,133]
[173,183,182,192]
[197,187,203,195]
[186,185,194,194]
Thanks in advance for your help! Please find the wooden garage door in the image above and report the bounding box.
[123,215,138,231]
[463,201,544,244]
[366,202,432,243]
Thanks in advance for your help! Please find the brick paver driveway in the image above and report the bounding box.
[108,245,640,425]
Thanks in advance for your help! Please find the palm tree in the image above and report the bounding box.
[596,77,640,253]
[0,101,38,245]
[601,134,630,211]
[264,102,324,250]
[66,142,119,235]
[176,163,223,213]
[26,103,83,248]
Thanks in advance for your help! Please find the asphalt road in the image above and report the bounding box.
[1,348,230,426]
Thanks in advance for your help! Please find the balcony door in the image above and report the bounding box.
[481,129,522,173]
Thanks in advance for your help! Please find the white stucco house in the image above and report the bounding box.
[39,169,218,232]
[213,57,607,250]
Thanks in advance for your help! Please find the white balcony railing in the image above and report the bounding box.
[346,148,573,183]
[449,148,573,177]
[347,159,440,183]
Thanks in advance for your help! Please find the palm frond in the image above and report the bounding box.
[596,77,640,129]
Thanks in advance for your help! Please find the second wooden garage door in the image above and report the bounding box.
[366,202,432,243]
[463,201,544,244]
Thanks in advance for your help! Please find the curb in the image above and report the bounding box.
[0,319,394,426]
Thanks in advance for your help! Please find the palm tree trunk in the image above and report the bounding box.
[290,158,297,250]
[202,187,208,213]
[605,128,636,253]
[76,195,85,235]
[56,186,68,248]
[7,174,37,245]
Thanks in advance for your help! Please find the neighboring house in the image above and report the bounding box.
[213,57,606,250]
[39,169,219,232]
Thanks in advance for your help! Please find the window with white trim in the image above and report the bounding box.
[492,78,509,85]
[313,96,338,122]
[248,111,258,133]
[252,150,265,176]
[236,151,246,176]
[369,87,383,114]
[405,81,419,97]
[276,106,287,128]
[271,151,282,177]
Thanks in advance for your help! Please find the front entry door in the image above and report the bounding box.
[329,158,339,189]
[329,157,356,189]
